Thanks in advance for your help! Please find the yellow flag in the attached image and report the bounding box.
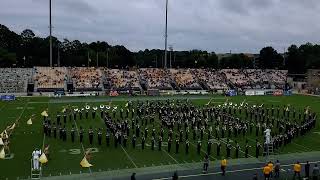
[27,118,33,125]
[41,111,48,117]
[0,138,3,145]
[39,153,48,164]
[80,156,93,168]
[0,148,5,159]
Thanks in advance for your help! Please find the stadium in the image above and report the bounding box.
[1,1,320,180]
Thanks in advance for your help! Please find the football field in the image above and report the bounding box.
[1,95,320,180]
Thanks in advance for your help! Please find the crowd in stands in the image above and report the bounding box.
[0,67,289,93]
[105,69,141,91]
[69,67,102,90]
[267,70,288,88]
[139,68,173,90]
[34,67,67,90]
[169,69,202,90]
[0,68,32,93]
[220,69,252,88]
[191,69,228,90]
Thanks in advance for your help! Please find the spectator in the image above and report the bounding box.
[293,161,301,180]
[131,172,136,180]
[172,171,178,180]
[313,164,319,180]
[274,160,280,178]
[263,163,271,180]
[221,158,227,176]
[306,161,310,179]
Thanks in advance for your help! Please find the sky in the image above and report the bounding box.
[1,0,320,53]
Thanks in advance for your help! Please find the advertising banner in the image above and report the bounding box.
[1,95,16,101]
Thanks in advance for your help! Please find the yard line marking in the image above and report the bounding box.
[152,160,320,180]
[161,149,179,164]
[291,142,313,152]
[120,145,138,168]
[71,114,92,174]
[97,101,139,169]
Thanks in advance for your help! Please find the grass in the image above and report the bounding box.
[0,94,320,180]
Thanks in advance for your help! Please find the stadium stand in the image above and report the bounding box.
[0,67,289,93]
[267,69,288,88]
[191,68,228,90]
[69,67,102,91]
[104,69,141,91]
[139,68,173,90]
[34,67,67,91]
[220,69,251,89]
[0,68,32,93]
[169,68,202,90]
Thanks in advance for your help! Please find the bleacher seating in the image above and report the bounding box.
[192,69,228,90]
[104,69,141,91]
[69,67,102,90]
[34,67,66,90]
[169,69,202,90]
[0,68,32,93]
[0,67,290,93]
[139,68,173,90]
[220,69,251,88]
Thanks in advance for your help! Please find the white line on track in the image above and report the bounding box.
[152,160,320,180]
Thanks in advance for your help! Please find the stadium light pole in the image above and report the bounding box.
[164,0,168,69]
[49,0,53,67]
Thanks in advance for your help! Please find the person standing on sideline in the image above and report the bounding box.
[312,164,320,180]
[305,161,310,179]
[274,160,280,178]
[263,163,271,180]
[172,171,178,180]
[221,158,227,176]
[131,172,136,180]
[293,161,301,180]
[203,154,209,173]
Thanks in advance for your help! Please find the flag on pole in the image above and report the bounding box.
[39,153,48,164]
[0,148,5,159]
[41,110,48,117]
[80,156,93,168]
[27,118,32,125]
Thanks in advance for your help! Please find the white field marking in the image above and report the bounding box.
[97,101,138,169]
[313,132,320,135]
[152,160,320,180]
[71,113,92,174]
[161,149,179,164]
[120,145,138,168]
[291,142,313,152]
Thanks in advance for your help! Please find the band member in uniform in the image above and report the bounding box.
[89,127,93,145]
[132,134,136,149]
[71,125,75,143]
[79,126,84,143]
[106,131,110,146]
[158,136,162,151]
[197,140,202,155]
[97,128,102,145]
[175,139,179,154]
[186,140,190,154]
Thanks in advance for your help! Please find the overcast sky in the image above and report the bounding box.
[1,0,320,53]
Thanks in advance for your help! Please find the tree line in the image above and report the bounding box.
[0,24,319,74]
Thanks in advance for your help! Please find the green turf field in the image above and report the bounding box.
[0,95,320,180]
